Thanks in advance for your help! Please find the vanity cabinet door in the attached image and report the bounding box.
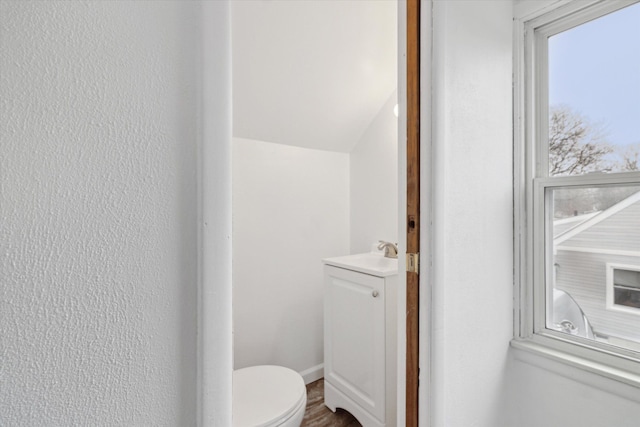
[324,265,386,422]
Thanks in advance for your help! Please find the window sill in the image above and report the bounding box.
[511,338,640,401]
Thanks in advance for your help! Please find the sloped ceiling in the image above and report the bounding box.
[232,0,397,153]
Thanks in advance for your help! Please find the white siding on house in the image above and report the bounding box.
[554,194,640,342]
[555,250,640,341]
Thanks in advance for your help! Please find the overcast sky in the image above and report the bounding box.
[549,2,640,148]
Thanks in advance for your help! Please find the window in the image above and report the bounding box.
[607,264,640,313]
[514,0,640,385]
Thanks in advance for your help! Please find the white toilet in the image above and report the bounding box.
[233,365,307,427]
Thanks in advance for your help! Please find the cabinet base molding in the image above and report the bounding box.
[324,380,385,427]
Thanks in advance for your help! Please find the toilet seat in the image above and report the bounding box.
[233,365,307,427]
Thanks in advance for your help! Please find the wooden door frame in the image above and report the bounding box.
[405,0,422,425]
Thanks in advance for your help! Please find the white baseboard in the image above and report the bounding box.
[299,363,324,385]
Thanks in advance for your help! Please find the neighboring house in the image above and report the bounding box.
[554,190,640,347]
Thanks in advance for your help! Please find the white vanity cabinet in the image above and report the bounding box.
[323,254,398,427]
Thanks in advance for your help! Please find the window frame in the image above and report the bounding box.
[607,263,640,315]
[513,0,640,387]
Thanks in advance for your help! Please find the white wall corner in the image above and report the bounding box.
[199,1,233,426]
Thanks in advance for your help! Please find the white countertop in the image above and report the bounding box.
[323,252,399,277]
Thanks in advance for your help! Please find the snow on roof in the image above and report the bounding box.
[554,190,640,245]
[553,211,601,238]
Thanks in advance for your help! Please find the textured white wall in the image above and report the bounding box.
[232,138,349,382]
[1,1,200,425]
[350,91,399,254]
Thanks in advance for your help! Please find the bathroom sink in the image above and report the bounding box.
[322,252,398,277]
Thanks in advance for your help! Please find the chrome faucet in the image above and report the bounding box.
[377,241,398,259]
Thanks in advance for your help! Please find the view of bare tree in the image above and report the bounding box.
[549,105,639,175]
[549,105,613,176]
[549,105,640,218]
[617,143,640,172]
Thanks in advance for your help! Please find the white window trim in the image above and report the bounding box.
[606,263,640,315]
[558,247,640,258]
[512,0,640,388]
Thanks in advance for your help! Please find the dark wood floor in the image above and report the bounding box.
[301,379,361,427]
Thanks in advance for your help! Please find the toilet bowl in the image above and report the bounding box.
[233,365,307,427]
